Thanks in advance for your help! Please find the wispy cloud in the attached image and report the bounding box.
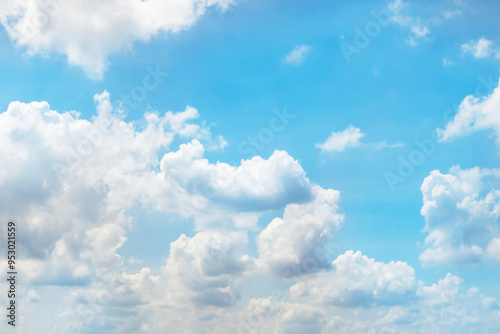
[370,141,404,149]
[443,57,454,66]
[443,9,461,20]
[461,38,500,59]
[406,25,430,46]
[316,125,403,153]
[284,44,312,65]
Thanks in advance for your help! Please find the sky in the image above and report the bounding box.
[0,0,500,333]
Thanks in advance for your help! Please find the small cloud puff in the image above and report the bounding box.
[284,44,312,65]
[316,125,402,153]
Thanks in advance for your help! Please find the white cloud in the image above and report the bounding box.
[411,25,429,38]
[315,125,364,153]
[158,140,312,212]
[387,1,434,46]
[487,238,500,261]
[0,0,235,79]
[0,91,204,332]
[215,256,500,334]
[389,1,461,47]
[417,273,462,305]
[130,264,500,334]
[315,125,402,153]
[257,186,344,277]
[1,91,500,333]
[284,44,312,65]
[290,251,416,307]
[437,75,500,144]
[461,38,498,59]
[419,166,500,265]
[0,90,320,332]
[389,0,412,26]
[163,231,255,307]
[406,25,430,47]
[0,90,314,330]
[0,90,315,289]
[153,139,313,230]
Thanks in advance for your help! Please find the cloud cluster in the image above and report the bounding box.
[388,0,431,47]
[163,231,254,307]
[290,250,416,307]
[0,0,235,79]
[0,89,314,280]
[420,166,500,265]
[389,0,463,47]
[0,91,325,333]
[157,139,312,225]
[213,257,498,334]
[0,92,498,333]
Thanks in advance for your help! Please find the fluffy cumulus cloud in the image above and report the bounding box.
[156,140,312,228]
[438,75,500,145]
[162,231,255,307]
[0,90,314,258]
[225,261,500,334]
[0,91,313,333]
[419,166,500,265]
[290,251,416,307]
[0,0,235,79]
[257,186,344,277]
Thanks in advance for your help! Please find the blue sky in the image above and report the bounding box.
[1,0,500,333]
